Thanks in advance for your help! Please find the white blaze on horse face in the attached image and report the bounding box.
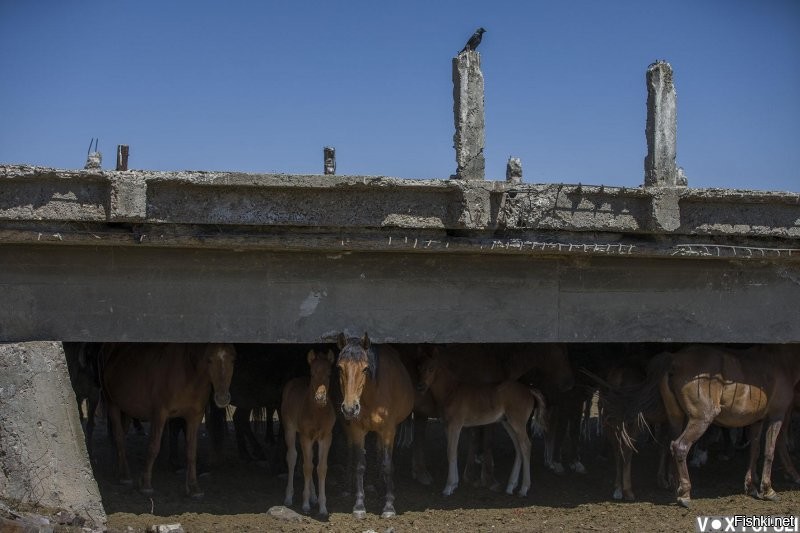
[338,360,367,419]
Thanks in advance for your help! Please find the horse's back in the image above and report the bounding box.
[373,345,415,423]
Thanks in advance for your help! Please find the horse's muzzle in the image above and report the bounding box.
[341,401,360,420]
[415,383,428,393]
[214,391,231,408]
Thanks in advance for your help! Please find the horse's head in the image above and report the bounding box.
[205,343,236,408]
[336,332,374,420]
[308,348,335,406]
[416,352,441,394]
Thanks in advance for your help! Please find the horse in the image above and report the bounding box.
[606,344,800,507]
[416,349,547,497]
[281,349,337,516]
[63,342,102,459]
[398,343,572,488]
[100,343,236,499]
[336,333,414,519]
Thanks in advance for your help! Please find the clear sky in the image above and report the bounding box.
[1,1,798,192]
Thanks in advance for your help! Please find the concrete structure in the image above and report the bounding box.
[644,61,684,187]
[452,50,485,180]
[1,164,798,344]
[0,342,105,527]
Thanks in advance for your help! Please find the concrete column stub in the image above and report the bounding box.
[452,50,485,180]
[644,60,686,188]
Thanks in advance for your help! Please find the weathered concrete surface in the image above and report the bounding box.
[0,245,797,343]
[0,342,105,527]
[0,164,798,343]
[452,50,485,180]
[644,60,682,187]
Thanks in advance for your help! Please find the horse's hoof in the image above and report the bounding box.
[120,478,134,487]
[677,497,691,508]
[352,508,366,520]
[381,506,396,519]
[442,485,456,496]
[413,470,433,486]
[302,503,311,514]
[612,488,623,500]
[189,491,204,501]
[283,497,292,507]
[760,490,779,502]
[570,462,587,475]
[624,492,636,502]
[517,488,529,498]
[489,482,501,492]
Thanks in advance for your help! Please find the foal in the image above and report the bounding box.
[417,351,547,497]
[281,349,336,516]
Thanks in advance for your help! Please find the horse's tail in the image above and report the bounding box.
[528,387,548,435]
[395,415,414,449]
[581,352,672,453]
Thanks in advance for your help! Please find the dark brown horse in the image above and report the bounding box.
[417,349,547,497]
[607,344,800,507]
[281,349,336,517]
[101,343,236,499]
[336,333,414,519]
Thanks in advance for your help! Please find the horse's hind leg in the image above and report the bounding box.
[443,422,463,496]
[671,418,711,508]
[283,424,297,507]
[316,433,332,517]
[108,404,132,485]
[759,418,783,501]
[141,412,168,496]
[777,410,800,485]
[744,421,763,497]
[184,414,205,499]
[501,420,523,495]
[300,436,315,513]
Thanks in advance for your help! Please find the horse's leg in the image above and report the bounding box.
[500,420,522,495]
[184,413,204,499]
[108,404,132,485]
[379,431,397,518]
[349,427,368,519]
[463,427,480,486]
[671,418,711,508]
[233,408,255,461]
[443,421,463,496]
[479,426,499,490]
[283,424,297,507]
[141,411,168,495]
[411,413,432,485]
[759,418,783,501]
[300,435,315,513]
[85,392,98,462]
[317,433,332,517]
[777,409,800,485]
[744,421,763,497]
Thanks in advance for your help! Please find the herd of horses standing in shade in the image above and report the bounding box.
[64,339,800,518]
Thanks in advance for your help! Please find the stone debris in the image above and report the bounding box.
[148,524,185,533]
[266,505,305,522]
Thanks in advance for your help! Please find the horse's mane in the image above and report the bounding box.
[584,351,673,452]
[339,337,378,380]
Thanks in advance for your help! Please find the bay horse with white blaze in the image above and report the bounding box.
[281,349,336,516]
[336,333,414,519]
[416,349,547,497]
[100,343,236,499]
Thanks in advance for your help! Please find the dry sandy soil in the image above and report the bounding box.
[92,418,800,533]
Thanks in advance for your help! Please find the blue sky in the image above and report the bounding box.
[1,1,798,192]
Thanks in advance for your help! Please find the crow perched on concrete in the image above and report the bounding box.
[460,27,486,53]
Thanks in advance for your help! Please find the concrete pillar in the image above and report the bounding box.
[323,147,336,175]
[0,342,105,528]
[116,144,129,171]
[506,157,522,183]
[452,50,485,180]
[644,60,685,187]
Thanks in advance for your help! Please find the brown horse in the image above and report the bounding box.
[398,343,572,488]
[281,349,336,517]
[609,344,800,507]
[101,343,236,499]
[336,333,414,519]
[417,349,547,497]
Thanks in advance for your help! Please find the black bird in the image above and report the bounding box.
[460,27,486,53]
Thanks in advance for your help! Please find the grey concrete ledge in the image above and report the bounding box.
[2,165,798,243]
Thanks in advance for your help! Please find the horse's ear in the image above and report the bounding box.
[326,349,335,363]
[307,349,316,365]
[361,332,371,350]
[337,332,347,350]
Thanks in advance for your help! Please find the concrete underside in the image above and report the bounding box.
[1,244,797,343]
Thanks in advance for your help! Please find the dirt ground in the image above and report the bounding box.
[91,415,800,533]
